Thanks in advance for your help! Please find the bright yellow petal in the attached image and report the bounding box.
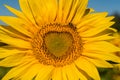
[80,22,114,37]
[0,48,28,58]
[0,26,30,41]
[57,0,69,22]
[84,41,120,52]
[83,34,114,43]
[45,0,58,22]
[70,64,88,80]
[61,67,67,80]
[93,28,117,39]
[76,13,114,37]
[2,59,36,80]
[4,5,26,20]
[72,0,88,24]
[19,0,37,25]
[58,0,89,23]
[0,16,32,37]
[63,64,87,80]
[63,64,79,80]
[35,65,54,80]
[0,32,31,49]
[83,52,120,63]
[21,63,42,80]
[26,0,57,25]
[66,0,81,22]
[0,6,38,34]
[75,57,100,80]
[4,5,39,33]
[104,27,117,33]
[77,17,114,36]
[52,68,62,80]
[56,0,64,22]
[76,12,108,28]
[84,57,113,68]
[0,53,26,67]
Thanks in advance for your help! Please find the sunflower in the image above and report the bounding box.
[0,0,120,80]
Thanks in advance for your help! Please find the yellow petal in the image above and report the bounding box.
[68,64,88,80]
[56,0,64,22]
[61,67,67,80]
[4,5,39,32]
[66,0,81,22]
[106,27,117,33]
[84,57,113,68]
[0,26,30,41]
[84,41,120,52]
[0,16,32,37]
[80,22,114,37]
[63,64,79,80]
[0,48,27,58]
[4,5,38,30]
[83,52,120,63]
[27,0,57,25]
[52,68,62,80]
[61,0,74,23]
[93,28,117,37]
[35,65,54,80]
[62,64,87,80]
[77,16,114,35]
[77,12,108,28]
[1,5,38,34]
[72,0,88,24]
[83,34,114,43]
[76,13,114,36]
[4,5,26,19]
[19,0,37,25]
[0,32,31,49]
[75,57,100,80]
[21,63,42,80]
[2,59,35,80]
[0,53,25,67]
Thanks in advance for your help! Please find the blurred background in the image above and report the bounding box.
[0,0,120,80]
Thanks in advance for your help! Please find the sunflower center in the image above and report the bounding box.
[44,32,73,57]
[32,23,83,67]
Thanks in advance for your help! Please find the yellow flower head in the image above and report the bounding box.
[0,0,120,80]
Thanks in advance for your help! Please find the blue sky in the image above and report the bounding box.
[88,0,120,14]
[0,0,120,24]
